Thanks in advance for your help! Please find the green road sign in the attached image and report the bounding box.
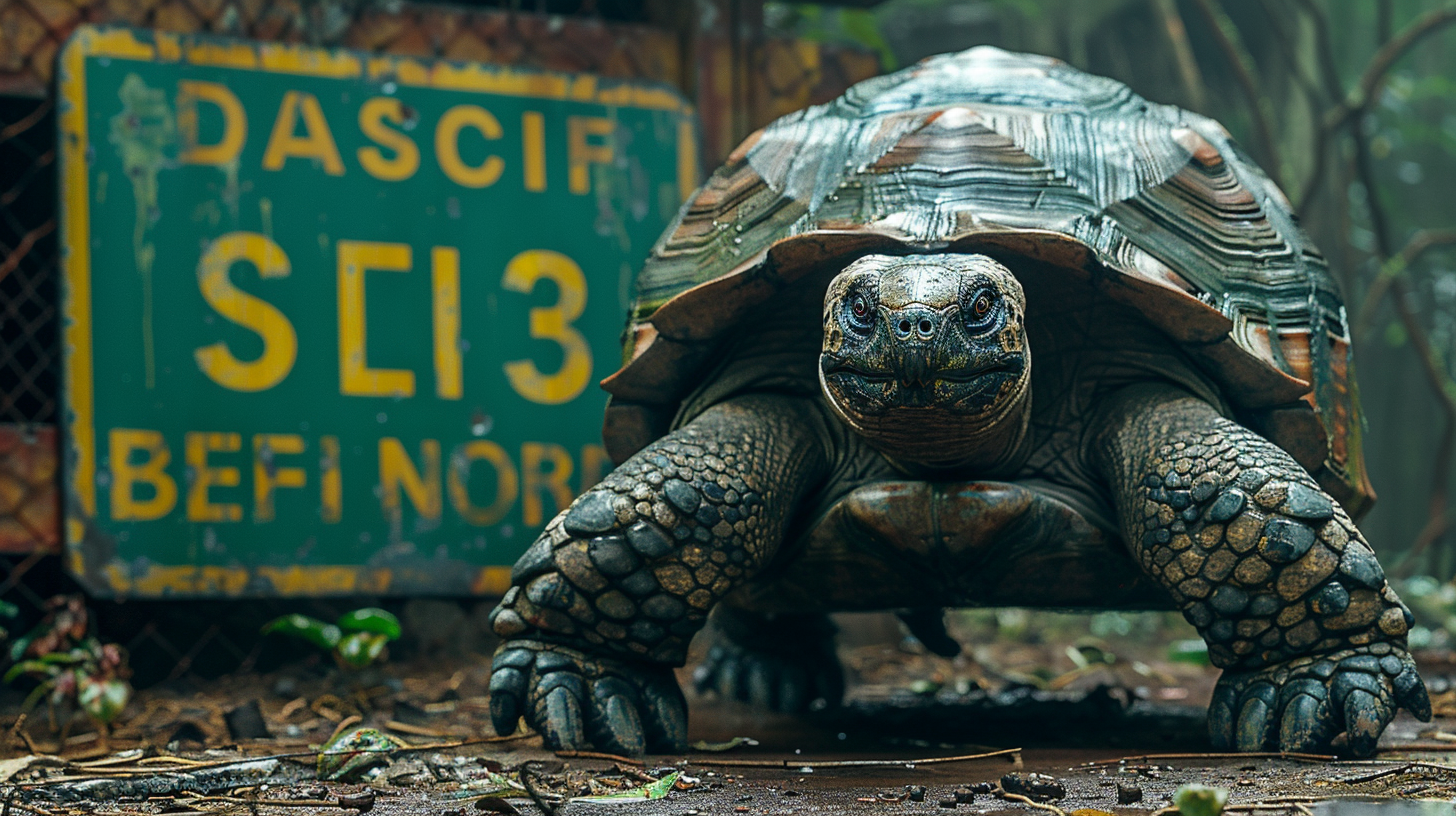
[59,26,697,598]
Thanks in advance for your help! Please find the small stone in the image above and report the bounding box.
[1117,783,1143,805]
[938,798,958,808]
[953,788,974,805]
[907,786,927,803]
[1260,518,1316,563]
[664,480,701,514]
[1000,773,1065,801]
[563,491,619,535]
[1281,484,1335,520]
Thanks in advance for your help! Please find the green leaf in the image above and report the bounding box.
[573,771,679,803]
[336,632,389,669]
[79,678,131,724]
[336,608,401,640]
[262,614,341,651]
[4,660,58,683]
[1174,784,1229,816]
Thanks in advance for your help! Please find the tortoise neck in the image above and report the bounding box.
[822,372,1033,474]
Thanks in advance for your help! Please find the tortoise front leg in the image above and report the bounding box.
[1097,384,1430,756]
[487,394,828,753]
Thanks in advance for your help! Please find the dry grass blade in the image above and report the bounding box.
[688,747,1021,769]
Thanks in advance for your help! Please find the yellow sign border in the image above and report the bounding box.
[58,24,696,598]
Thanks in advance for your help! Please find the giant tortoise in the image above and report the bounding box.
[486,46,1429,757]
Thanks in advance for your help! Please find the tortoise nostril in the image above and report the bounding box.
[918,319,933,335]
[898,319,912,335]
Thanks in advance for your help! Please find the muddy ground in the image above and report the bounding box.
[9,610,1456,815]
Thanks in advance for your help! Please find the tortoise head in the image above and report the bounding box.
[819,253,1032,470]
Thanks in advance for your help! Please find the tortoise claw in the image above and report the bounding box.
[1210,645,1427,757]
[487,639,686,754]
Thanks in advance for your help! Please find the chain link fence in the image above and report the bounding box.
[0,0,876,687]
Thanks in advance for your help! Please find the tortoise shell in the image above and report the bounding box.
[601,46,1373,516]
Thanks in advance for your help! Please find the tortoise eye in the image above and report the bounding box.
[964,288,998,330]
[972,293,992,318]
[845,293,874,333]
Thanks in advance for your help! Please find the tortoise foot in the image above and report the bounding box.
[1207,644,1430,757]
[490,639,687,754]
[692,611,843,712]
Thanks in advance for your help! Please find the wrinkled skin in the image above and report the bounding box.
[488,254,1428,757]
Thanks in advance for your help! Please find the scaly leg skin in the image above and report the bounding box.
[692,607,844,712]
[1098,384,1431,756]
[487,395,828,754]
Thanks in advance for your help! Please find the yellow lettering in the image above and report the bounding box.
[262,90,344,176]
[194,232,297,392]
[254,433,306,522]
[436,105,503,188]
[177,80,246,166]
[432,246,462,400]
[568,115,614,195]
[522,442,573,527]
[337,240,415,397]
[448,441,519,526]
[320,435,342,523]
[109,429,177,521]
[357,97,419,182]
[379,437,442,521]
[523,111,546,192]
[580,444,611,493]
[502,250,592,405]
[185,431,242,523]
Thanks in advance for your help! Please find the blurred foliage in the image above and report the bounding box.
[2,595,132,727]
[767,0,1456,574]
[262,607,402,669]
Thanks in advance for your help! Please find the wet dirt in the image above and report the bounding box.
[8,612,1456,816]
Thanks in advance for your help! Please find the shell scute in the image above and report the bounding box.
[607,45,1372,515]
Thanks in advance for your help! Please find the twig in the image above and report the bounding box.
[1354,229,1456,341]
[999,792,1066,816]
[1324,4,1456,133]
[519,761,563,816]
[1153,0,1207,112]
[555,750,643,765]
[689,747,1021,769]
[1186,0,1283,183]
[1082,750,1338,766]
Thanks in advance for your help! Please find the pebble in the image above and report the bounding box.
[906,785,927,802]
[1117,782,1143,804]
[939,798,959,808]
[1000,772,1066,801]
